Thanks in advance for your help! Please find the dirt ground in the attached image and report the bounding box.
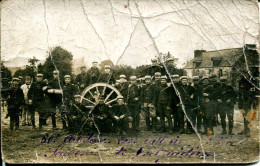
[1,105,259,164]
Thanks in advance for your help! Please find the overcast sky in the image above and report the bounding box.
[1,0,259,69]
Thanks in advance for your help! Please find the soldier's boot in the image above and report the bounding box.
[152,118,156,133]
[136,118,140,131]
[229,129,234,135]
[132,118,136,131]
[168,119,173,135]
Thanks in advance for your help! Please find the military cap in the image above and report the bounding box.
[160,76,167,80]
[167,58,174,62]
[192,76,199,80]
[74,94,81,98]
[201,76,209,81]
[53,70,59,74]
[151,58,157,62]
[220,77,227,81]
[80,66,86,69]
[12,78,19,81]
[36,74,43,77]
[64,75,71,78]
[116,80,121,83]
[117,95,124,99]
[171,74,179,78]
[155,72,162,76]
[120,74,126,79]
[209,74,217,78]
[18,76,23,79]
[130,76,137,80]
[105,65,111,69]
[180,76,188,80]
[144,75,151,79]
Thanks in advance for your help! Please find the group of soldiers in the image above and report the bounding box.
[3,58,258,137]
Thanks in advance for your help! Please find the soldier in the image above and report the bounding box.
[88,61,100,84]
[152,72,161,129]
[7,78,24,131]
[62,75,78,129]
[199,77,217,135]
[218,77,237,135]
[118,75,129,99]
[46,70,63,130]
[75,66,90,92]
[20,76,32,126]
[170,74,185,134]
[237,77,256,137]
[18,76,24,87]
[157,76,172,134]
[97,65,115,85]
[192,76,202,133]
[28,74,48,130]
[178,76,196,134]
[166,58,175,75]
[69,94,93,133]
[127,76,141,131]
[140,75,156,132]
[91,96,113,133]
[145,59,163,78]
[111,96,129,136]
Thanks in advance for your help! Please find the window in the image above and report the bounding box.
[219,69,223,77]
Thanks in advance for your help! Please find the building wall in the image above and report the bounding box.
[184,67,232,79]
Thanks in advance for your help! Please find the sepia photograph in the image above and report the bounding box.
[1,0,259,164]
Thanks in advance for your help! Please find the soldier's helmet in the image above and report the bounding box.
[104,65,111,69]
[155,72,162,76]
[220,77,227,82]
[130,76,137,80]
[145,75,152,80]
[166,58,174,62]
[36,73,43,77]
[192,76,199,81]
[64,75,71,79]
[180,76,188,80]
[120,75,126,79]
[74,94,81,98]
[171,74,179,78]
[12,78,19,82]
[160,76,167,80]
[151,58,157,62]
[117,95,124,99]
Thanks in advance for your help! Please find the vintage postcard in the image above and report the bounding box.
[1,0,259,164]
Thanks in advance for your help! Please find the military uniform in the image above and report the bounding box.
[75,69,90,92]
[110,99,129,135]
[127,76,141,131]
[97,73,116,85]
[87,66,100,84]
[199,77,217,135]
[218,78,237,135]
[238,77,256,136]
[192,76,202,132]
[7,78,24,130]
[140,76,156,132]
[28,75,48,130]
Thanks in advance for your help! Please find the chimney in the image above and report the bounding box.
[194,50,206,58]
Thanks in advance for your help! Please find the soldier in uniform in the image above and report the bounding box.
[46,70,63,130]
[28,74,48,130]
[145,59,163,78]
[111,96,129,136]
[140,75,156,132]
[62,75,78,129]
[91,96,113,133]
[69,94,93,133]
[75,66,90,92]
[157,76,172,134]
[218,77,237,135]
[127,76,141,131]
[118,75,129,99]
[237,77,256,137]
[199,77,217,135]
[7,78,24,131]
[192,76,202,133]
[166,58,175,75]
[178,76,196,134]
[98,65,115,85]
[152,72,162,128]
[20,76,32,126]
[87,61,100,84]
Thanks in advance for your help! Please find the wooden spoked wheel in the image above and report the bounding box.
[80,83,122,109]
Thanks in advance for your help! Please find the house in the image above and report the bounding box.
[184,44,259,80]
